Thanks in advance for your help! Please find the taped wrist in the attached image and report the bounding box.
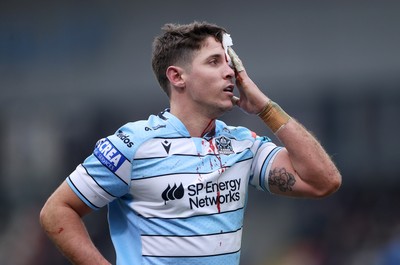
[258,100,291,133]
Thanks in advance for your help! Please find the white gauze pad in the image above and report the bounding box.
[222,33,233,67]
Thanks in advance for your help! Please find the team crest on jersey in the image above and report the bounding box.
[215,136,234,155]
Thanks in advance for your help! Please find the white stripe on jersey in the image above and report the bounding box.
[141,228,242,257]
[114,155,132,183]
[69,164,115,208]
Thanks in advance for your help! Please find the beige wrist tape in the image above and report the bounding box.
[258,100,291,133]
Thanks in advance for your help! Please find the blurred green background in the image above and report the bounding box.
[1,1,400,264]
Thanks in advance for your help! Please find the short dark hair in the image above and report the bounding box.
[151,21,227,97]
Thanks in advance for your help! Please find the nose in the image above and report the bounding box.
[224,61,235,79]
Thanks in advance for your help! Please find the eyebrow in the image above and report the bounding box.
[205,53,224,61]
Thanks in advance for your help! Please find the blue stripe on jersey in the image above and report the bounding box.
[139,208,244,236]
[80,164,117,198]
[132,154,253,179]
[67,177,100,210]
[259,146,282,191]
[83,155,129,197]
[108,199,143,265]
[142,251,240,265]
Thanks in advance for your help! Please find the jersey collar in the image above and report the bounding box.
[158,109,191,137]
[158,108,218,139]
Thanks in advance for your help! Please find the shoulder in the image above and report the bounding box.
[94,113,171,161]
[112,113,171,146]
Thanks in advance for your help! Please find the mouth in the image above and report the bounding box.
[223,84,234,93]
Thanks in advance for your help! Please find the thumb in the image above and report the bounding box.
[231,96,240,106]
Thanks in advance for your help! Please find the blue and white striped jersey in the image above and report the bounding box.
[67,109,282,265]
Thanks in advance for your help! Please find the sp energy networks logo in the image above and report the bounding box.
[161,179,241,210]
[161,183,184,204]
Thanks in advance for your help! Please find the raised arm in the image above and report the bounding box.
[39,181,111,265]
[228,47,341,198]
[267,117,341,197]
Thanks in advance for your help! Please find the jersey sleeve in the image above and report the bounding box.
[249,135,283,192]
[67,123,137,210]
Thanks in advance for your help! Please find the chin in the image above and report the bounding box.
[217,103,234,115]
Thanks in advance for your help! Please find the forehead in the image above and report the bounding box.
[195,37,224,58]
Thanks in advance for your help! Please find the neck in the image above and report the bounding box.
[170,102,217,138]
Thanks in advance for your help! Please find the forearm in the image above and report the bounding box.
[258,100,341,197]
[275,118,341,194]
[40,201,110,264]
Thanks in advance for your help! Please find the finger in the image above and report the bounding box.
[227,47,245,73]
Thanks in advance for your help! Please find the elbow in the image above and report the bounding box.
[39,203,49,230]
[314,170,342,198]
[39,200,56,233]
[39,201,60,237]
[322,178,341,198]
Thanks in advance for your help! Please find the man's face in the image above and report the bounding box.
[181,36,236,118]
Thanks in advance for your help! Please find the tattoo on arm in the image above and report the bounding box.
[268,168,296,192]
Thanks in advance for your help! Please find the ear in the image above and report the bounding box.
[166,66,185,88]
